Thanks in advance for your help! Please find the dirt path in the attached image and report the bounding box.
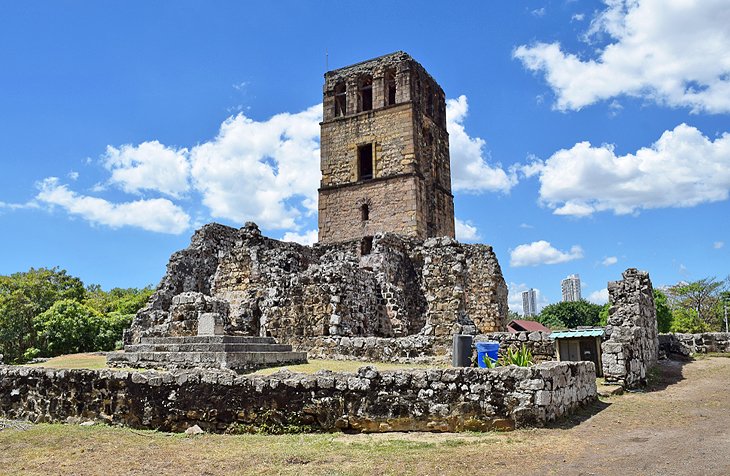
[552,357,730,475]
[1,357,729,475]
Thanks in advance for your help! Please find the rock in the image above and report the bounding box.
[79,421,96,427]
[184,424,204,436]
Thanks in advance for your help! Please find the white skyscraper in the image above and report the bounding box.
[561,274,582,302]
[522,288,537,317]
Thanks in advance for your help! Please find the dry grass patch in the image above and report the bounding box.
[18,353,441,375]
[26,353,108,370]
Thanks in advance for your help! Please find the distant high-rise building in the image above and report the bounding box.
[561,274,582,302]
[522,288,537,317]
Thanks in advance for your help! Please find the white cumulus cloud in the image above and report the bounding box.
[602,256,618,266]
[514,0,730,113]
[447,95,517,193]
[588,288,609,305]
[281,229,318,246]
[103,141,190,198]
[35,177,190,234]
[525,124,730,217]
[190,105,322,230]
[455,218,481,243]
[714,241,724,249]
[510,240,584,267]
[26,97,509,236]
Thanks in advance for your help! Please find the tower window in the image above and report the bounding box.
[385,70,396,106]
[361,236,373,256]
[359,75,373,112]
[334,82,346,117]
[361,204,369,221]
[358,143,373,180]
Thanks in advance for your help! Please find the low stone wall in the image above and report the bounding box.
[475,332,556,363]
[0,362,597,433]
[288,335,449,364]
[659,333,730,356]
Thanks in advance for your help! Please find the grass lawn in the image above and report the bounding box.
[0,422,531,476]
[26,353,108,370]
[22,353,441,374]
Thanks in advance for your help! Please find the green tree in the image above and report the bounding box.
[667,277,728,331]
[0,267,85,362]
[84,285,153,315]
[599,303,610,326]
[34,299,102,357]
[670,307,707,333]
[94,312,134,351]
[538,300,602,329]
[654,289,673,333]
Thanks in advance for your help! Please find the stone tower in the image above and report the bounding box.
[318,51,455,245]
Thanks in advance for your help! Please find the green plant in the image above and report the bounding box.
[483,345,534,368]
[503,345,533,367]
[482,353,498,368]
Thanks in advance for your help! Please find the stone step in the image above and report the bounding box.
[125,343,293,353]
[107,350,308,371]
[139,336,276,345]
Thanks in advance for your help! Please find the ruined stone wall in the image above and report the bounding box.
[601,269,659,388]
[0,362,597,433]
[417,238,508,339]
[476,332,556,363]
[288,335,445,364]
[659,332,730,356]
[127,223,508,351]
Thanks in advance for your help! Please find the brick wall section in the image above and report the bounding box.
[318,175,420,243]
[601,269,659,388]
[659,332,730,356]
[0,362,597,433]
[126,223,508,352]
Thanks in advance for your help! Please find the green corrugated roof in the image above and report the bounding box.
[550,328,605,339]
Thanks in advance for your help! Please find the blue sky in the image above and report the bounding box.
[1,1,728,313]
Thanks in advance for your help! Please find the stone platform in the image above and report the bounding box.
[107,336,308,373]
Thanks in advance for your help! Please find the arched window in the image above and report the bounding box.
[358,75,373,112]
[385,70,397,106]
[334,82,346,117]
[361,203,370,221]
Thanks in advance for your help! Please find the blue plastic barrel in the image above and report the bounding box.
[476,341,500,368]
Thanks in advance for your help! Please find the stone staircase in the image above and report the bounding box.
[107,336,308,373]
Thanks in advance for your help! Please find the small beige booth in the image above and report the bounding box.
[551,328,605,377]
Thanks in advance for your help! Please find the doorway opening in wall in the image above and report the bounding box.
[358,144,373,180]
[361,236,373,256]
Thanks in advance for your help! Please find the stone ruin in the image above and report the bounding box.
[108,52,510,372]
[108,222,508,371]
[601,268,659,388]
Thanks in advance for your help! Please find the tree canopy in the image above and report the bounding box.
[537,299,602,329]
[0,267,151,363]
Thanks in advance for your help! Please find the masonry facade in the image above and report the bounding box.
[318,51,455,244]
